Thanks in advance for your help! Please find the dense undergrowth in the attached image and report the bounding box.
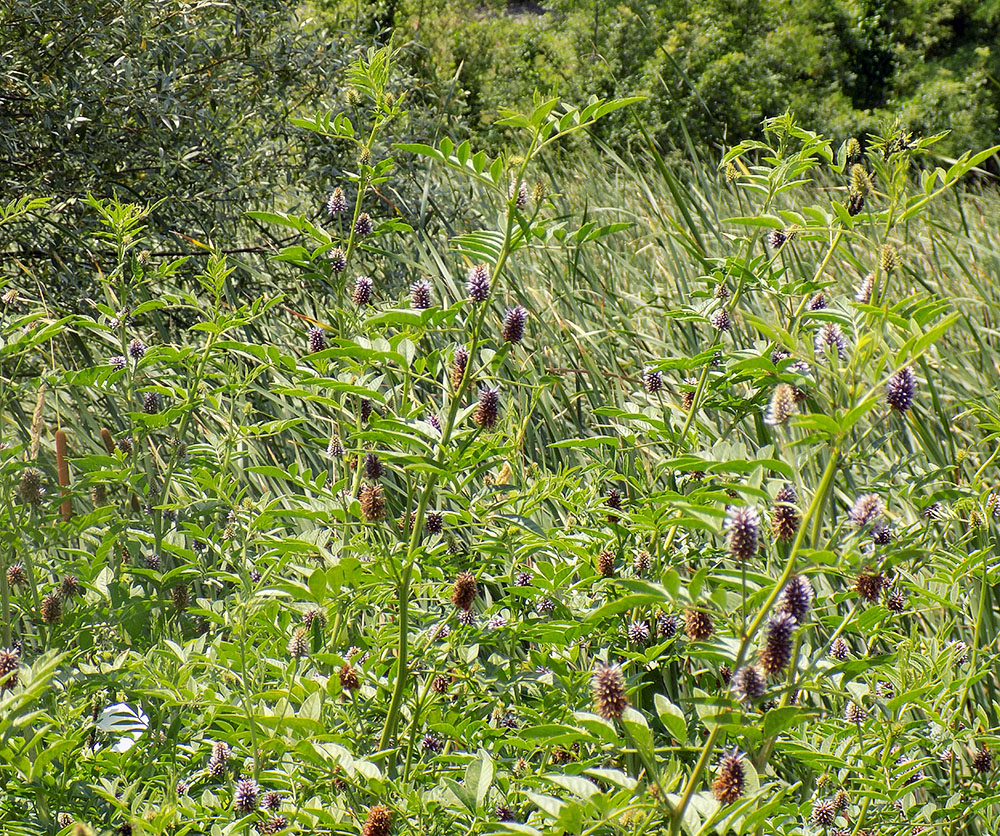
[2,45,1000,836]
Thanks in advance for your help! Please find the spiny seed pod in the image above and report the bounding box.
[327,435,345,459]
[0,648,19,691]
[779,574,814,622]
[510,179,529,210]
[450,346,470,389]
[732,665,766,701]
[710,308,731,332]
[259,815,288,834]
[711,750,746,804]
[359,397,373,423]
[128,338,146,359]
[596,549,615,578]
[849,494,884,527]
[172,583,189,611]
[814,322,848,361]
[359,483,385,522]
[111,355,127,371]
[18,468,45,506]
[327,187,347,216]
[451,572,477,611]
[765,383,797,426]
[768,229,786,249]
[881,244,897,274]
[855,572,884,603]
[209,741,231,777]
[472,386,500,430]
[972,744,993,774]
[41,592,62,624]
[832,788,849,812]
[354,213,374,237]
[145,553,161,571]
[329,247,347,273]
[353,275,374,306]
[605,487,622,517]
[725,505,760,562]
[466,264,491,303]
[856,271,875,304]
[410,280,432,309]
[642,366,663,394]
[308,327,326,353]
[685,608,714,642]
[628,621,650,645]
[515,570,533,586]
[233,778,259,813]
[592,664,628,720]
[809,292,827,311]
[885,588,905,613]
[714,283,730,299]
[425,511,444,534]
[501,306,528,344]
[633,549,651,576]
[850,164,872,198]
[760,611,797,674]
[772,484,801,542]
[657,613,678,638]
[846,137,863,163]
[7,563,26,587]
[339,663,360,692]
[142,391,160,414]
[829,636,850,661]
[431,675,449,695]
[287,626,309,658]
[718,664,732,685]
[364,453,384,481]
[886,366,916,412]
[844,701,867,723]
[362,805,392,836]
[811,799,836,827]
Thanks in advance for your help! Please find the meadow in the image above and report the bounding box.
[2,39,1000,836]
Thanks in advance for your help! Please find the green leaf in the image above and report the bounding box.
[654,694,687,741]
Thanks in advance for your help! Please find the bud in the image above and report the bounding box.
[829,636,850,661]
[466,264,491,303]
[142,391,161,414]
[172,583,189,612]
[362,805,392,836]
[327,187,347,216]
[844,702,867,723]
[711,750,746,804]
[808,292,827,311]
[128,338,146,360]
[972,744,993,774]
[710,308,731,332]
[354,213,374,237]
[855,271,875,304]
[880,244,896,274]
[450,346,471,389]
[209,741,231,777]
[850,164,872,198]
[501,306,528,344]
[768,229,786,249]
[685,608,714,641]
[592,663,628,720]
[472,386,500,430]
[410,280,432,309]
[328,247,347,273]
[642,366,662,394]
[425,510,444,534]
[451,572,477,611]
[725,505,760,562]
[353,275,374,306]
[732,665,766,701]
[848,493,883,527]
[814,322,848,361]
[772,485,801,542]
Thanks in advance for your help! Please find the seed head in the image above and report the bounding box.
[592,664,628,719]
[353,275,374,306]
[451,572,477,611]
[596,549,615,578]
[711,750,746,804]
[657,613,678,638]
[772,485,801,543]
[472,386,500,430]
[886,366,916,412]
[209,741,231,777]
[829,636,850,661]
[847,191,865,216]
[725,505,760,562]
[259,815,288,834]
[779,574,814,622]
[18,468,45,506]
[6,563,26,587]
[41,592,62,624]
[431,675,449,695]
[110,355,127,371]
[850,164,872,198]
[833,788,849,812]
[501,306,528,344]
[287,626,309,658]
[844,701,867,723]
[308,327,326,353]
[765,383,797,426]
[0,648,19,691]
[811,799,836,827]
[855,572,884,603]
[364,452,384,481]
[510,179,529,210]
[856,271,875,304]
[641,366,662,394]
[628,621,650,645]
[814,322,848,361]
[354,213,374,237]
[466,264,491,303]
[809,292,827,311]
[327,435,345,459]
[880,244,896,273]
[849,494,884,527]
[732,665,766,701]
[768,229,786,249]
[233,778,259,813]
[128,338,146,359]
[363,805,392,836]
[972,744,993,774]
[760,611,797,674]
[710,308,731,331]
[633,549,651,575]
[885,588,905,613]
[327,187,347,216]
[328,247,347,272]
[410,280,432,309]
[450,346,470,389]
[171,583,189,611]
[358,483,385,522]
[425,511,444,534]
[142,391,160,414]
[339,663,361,693]
[685,608,714,642]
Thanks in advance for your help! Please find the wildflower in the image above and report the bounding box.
[871,523,893,545]
[772,485,801,542]
[809,292,827,311]
[501,306,528,344]
[328,247,347,272]
[881,244,896,274]
[765,383,797,426]
[18,468,45,506]
[844,702,867,723]
[814,322,848,361]
[6,563,26,587]
[849,494,884,527]
[886,366,916,412]
[681,377,698,410]
[234,778,259,813]
[359,483,385,522]
[510,179,528,210]
[875,680,895,698]
[855,572,884,603]
[466,264,491,303]
[308,327,326,353]
[972,744,993,774]
[41,592,62,624]
[657,613,678,638]
[850,164,872,198]
[685,608,714,642]
[732,665,766,701]
[714,283,730,299]
[592,664,628,719]
[209,741,231,777]
[760,612,797,674]
[633,549,651,575]
[339,663,360,693]
[142,391,160,414]
[725,505,760,562]
[811,799,836,827]
[628,621,650,645]
[259,816,288,834]
[362,805,392,836]
[128,338,146,359]
[287,626,309,658]
[364,452,384,481]
[0,648,19,691]
[495,805,517,822]
[514,570,533,586]
[145,553,161,571]
[779,574,814,622]
[855,271,875,304]
[710,308,731,331]
[422,734,443,754]
[451,573,477,611]
[596,549,615,578]
[885,588,905,613]
[473,386,500,430]
[711,750,746,804]
[534,598,554,615]
[354,213,373,237]
[110,355,127,371]
[642,366,663,393]
[829,636,850,661]
[327,435,345,459]
[410,280,432,309]
[327,187,347,216]
[425,511,443,534]
[450,346,470,389]
[768,229,786,249]
[353,275,374,306]
[950,640,968,665]
[487,614,506,630]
